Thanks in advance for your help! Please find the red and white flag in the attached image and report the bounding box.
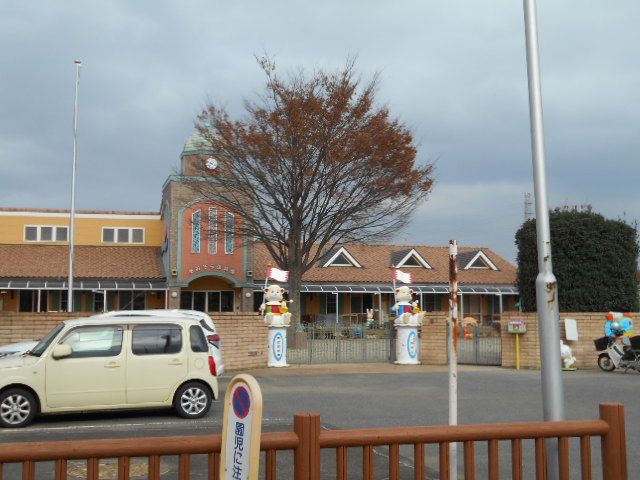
[268,266,289,283]
[393,268,412,284]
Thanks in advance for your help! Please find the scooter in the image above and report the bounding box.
[594,335,640,372]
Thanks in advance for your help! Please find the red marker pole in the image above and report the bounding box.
[448,239,459,479]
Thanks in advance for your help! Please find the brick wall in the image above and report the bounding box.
[0,312,85,343]
[209,313,268,371]
[3,310,627,370]
[420,312,449,365]
[501,311,637,369]
[0,312,268,372]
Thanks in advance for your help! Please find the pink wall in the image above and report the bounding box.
[181,202,245,283]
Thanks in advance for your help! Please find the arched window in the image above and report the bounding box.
[225,212,235,254]
[192,209,201,253]
[208,207,218,254]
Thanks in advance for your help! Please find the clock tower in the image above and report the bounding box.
[161,130,255,312]
[180,131,219,176]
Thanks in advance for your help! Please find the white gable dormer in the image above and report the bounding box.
[463,251,498,271]
[322,247,362,268]
[396,248,432,269]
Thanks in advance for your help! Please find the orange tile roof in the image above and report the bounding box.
[254,243,516,285]
[0,245,165,279]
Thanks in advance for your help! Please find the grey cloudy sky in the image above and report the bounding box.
[1,1,638,262]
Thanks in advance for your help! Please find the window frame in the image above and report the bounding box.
[326,293,337,314]
[24,225,69,243]
[102,227,145,245]
[463,251,498,271]
[131,323,183,356]
[322,247,362,268]
[208,207,218,254]
[190,325,208,353]
[225,212,235,254]
[118,291,146,311]
[58,325,124,358]
[192,210,202,253]
[395,249,432,269]
[180,290,234,312]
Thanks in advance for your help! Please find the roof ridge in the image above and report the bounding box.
[0,208,159,215]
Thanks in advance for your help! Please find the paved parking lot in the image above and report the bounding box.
[1,365,638,478]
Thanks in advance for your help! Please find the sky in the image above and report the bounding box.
[1,1,638,263]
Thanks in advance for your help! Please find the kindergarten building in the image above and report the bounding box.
[0,132,518,324]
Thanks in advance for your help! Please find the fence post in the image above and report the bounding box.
[294,412,321,480]
[600,403,627,480]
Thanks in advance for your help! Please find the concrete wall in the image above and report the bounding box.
[501,311,638,369]
[0,312,268,372]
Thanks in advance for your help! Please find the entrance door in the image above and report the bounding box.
[193,292,206,312]
[288,322,393,364]
[458,324,502,365]
[45,325,125,408]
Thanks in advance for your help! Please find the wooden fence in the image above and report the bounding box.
[0,403,627,479]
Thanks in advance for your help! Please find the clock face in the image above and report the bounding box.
[205,157,218,170]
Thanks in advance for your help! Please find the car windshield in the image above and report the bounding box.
[28,323,65,357]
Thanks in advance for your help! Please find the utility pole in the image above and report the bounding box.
[522,2,565,479]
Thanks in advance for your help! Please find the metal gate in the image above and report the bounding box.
[288,323,393,364]
[458,324,502,365]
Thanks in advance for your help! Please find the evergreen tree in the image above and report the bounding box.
[515,208,639,312]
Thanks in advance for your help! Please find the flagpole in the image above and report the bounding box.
[264,264,271,289]
[67,60,82,313]
[391,265,397,293]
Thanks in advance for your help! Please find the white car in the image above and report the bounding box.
[0,315,219,428]
[0,340,39,358]
[92,310,225,376]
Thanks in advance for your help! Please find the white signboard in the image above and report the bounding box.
[564,318,579,341]
[220,374,263,480]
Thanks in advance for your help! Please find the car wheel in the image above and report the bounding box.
[0,388,37,428]
[598,354,616,372]
[174,382,212,419]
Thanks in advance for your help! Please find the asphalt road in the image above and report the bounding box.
[1,365,638,479]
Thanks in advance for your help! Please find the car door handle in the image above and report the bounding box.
[168,360,184,366]
[105,362,121,368]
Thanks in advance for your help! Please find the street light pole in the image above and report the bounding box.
[522,1,565,478]
[67,60,82,313]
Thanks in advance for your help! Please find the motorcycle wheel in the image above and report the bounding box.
[598,353,615,372]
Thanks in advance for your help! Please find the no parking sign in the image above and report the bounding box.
[220,374,263,480]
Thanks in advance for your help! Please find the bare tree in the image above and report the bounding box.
[190,57,435,325]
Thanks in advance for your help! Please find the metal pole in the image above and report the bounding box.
[523,1,565,478]
[67,60,82,313]
[448,239,459,480]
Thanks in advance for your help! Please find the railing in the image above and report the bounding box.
[0,404,626,479]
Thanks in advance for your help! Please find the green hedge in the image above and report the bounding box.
[515,208,639,312]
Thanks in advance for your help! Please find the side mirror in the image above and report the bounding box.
[52,344,73,359]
